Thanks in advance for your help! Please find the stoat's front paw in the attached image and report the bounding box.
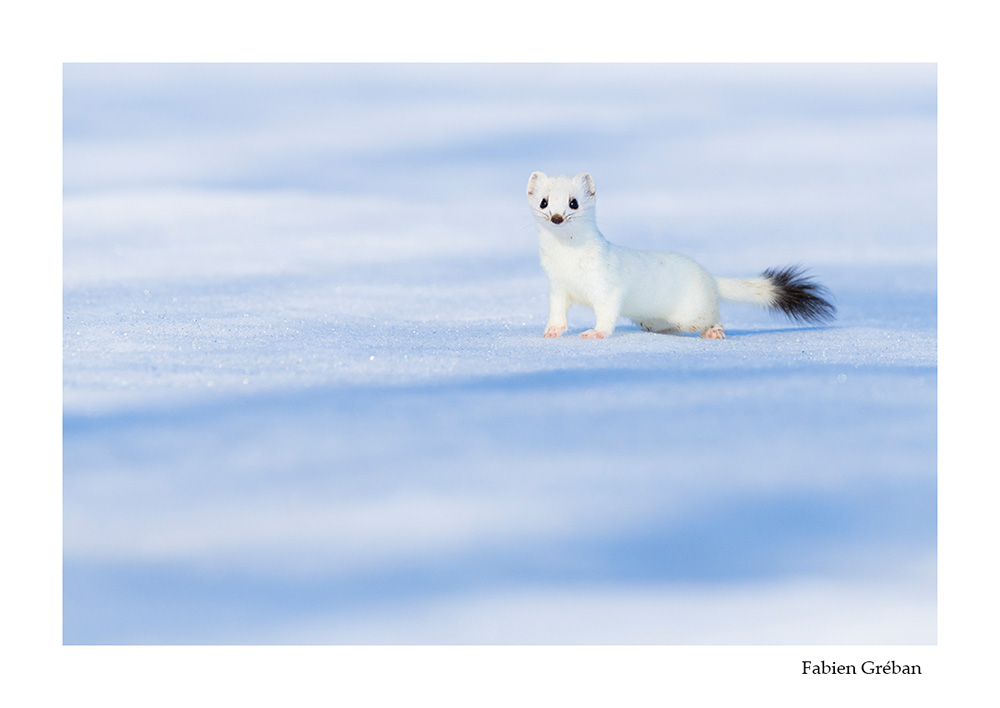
[543,325,566,338]
[580,329,606,339]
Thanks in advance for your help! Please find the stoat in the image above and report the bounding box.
[527,171,835,340]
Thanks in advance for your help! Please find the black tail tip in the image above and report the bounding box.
[763,265,836,325]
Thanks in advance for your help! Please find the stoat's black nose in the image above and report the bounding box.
[550,214,564,225]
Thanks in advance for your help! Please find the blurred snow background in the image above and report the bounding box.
[62,63,936,644]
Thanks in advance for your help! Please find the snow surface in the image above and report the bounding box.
[62,63,936,644]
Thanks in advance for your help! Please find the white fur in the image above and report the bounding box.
[527,171,781,340]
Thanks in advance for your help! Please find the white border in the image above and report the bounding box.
[4,0,995,704]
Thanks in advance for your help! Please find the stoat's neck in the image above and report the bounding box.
[537,220,605,249]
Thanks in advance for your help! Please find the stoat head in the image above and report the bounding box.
[526,171,597,230]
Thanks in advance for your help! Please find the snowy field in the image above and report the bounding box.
[62,63,936,644]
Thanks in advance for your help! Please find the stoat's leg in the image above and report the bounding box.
[544,288,571,338]
[700,323,726,340]
[581,299,621,339]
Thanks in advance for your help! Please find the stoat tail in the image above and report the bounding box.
[715,266,836,324]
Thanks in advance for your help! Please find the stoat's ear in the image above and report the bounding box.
[575,172,596,197]
[527,171,546,196]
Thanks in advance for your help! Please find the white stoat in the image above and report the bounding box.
[527,171,835,340]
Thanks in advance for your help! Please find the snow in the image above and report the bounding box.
[62,63,936,644]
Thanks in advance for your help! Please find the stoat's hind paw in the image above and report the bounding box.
[699,324,726,340]
[580,329,606,339]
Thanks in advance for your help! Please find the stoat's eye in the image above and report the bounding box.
[569,198,579,210]
[539,198,548,209]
